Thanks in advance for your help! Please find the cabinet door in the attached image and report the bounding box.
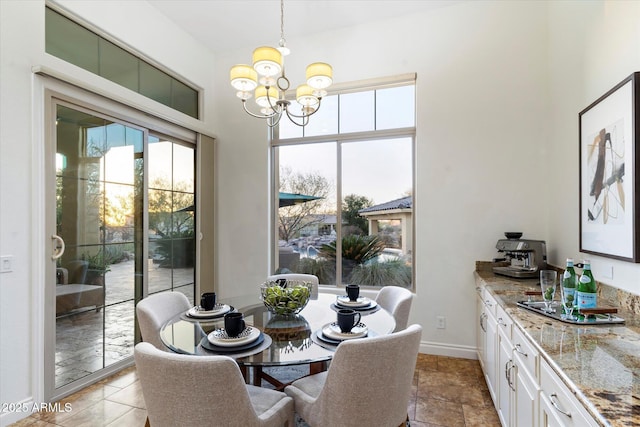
[497,328,513,426]
[477,292,486,369]
[485,307,498,403]
[514,361,537,427]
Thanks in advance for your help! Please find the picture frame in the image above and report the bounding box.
[579,72,639,262]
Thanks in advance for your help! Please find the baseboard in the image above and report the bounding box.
[419,340,478,360]
[0,397,35,427]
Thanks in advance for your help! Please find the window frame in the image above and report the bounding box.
[270,75,416,290]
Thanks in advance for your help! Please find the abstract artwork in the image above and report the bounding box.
[579,72,639,262]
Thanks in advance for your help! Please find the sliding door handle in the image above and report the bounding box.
[51,234,65,260]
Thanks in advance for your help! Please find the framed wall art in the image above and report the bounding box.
[579,72,639,262]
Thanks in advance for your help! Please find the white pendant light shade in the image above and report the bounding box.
[255,86,279,108]
[230,64,258,91]
[253,47,283,77]
[296,84,319,107]
[306,62,333,90]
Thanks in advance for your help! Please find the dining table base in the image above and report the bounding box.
[245,361,328,391]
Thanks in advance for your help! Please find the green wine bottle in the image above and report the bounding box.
[576,259,597,310]
[561,258,577,314]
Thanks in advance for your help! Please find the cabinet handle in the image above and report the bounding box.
[497,317,507,327]
[479,313,487,332]
[504,360,515,391]
[485,299,493,307]
[549,393,572,418]
[514,343,528,357]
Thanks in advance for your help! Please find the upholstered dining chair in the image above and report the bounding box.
[267,273,319,299]
[134,342,295,427]
[136,291,191,350]
[284,324,422,427]
[375,285,413,331]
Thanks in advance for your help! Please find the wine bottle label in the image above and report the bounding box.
[576,291,597,309]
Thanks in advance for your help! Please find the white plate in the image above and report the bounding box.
[187,304,231,318]
[322,322,368,341]
[336,296,374,309]
[208,326,261,347]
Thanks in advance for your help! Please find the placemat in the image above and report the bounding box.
[196,333,272,358]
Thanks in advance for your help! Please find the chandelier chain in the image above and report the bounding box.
[280,0,286,47]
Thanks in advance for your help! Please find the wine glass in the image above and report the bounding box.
[540,270,557,313]
[560,283,576,320]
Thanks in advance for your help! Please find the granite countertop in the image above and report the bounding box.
[474,265,640,427]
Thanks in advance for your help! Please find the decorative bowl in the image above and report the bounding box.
[260,280,312,316]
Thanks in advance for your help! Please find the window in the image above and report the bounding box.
[272,77,415,289]
[45,7,199,118]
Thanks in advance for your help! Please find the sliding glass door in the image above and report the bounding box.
[48,100,195,399]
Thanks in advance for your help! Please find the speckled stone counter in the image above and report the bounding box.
[474,263,640,427]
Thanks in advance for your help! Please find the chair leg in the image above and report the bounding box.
[145,416,151,427]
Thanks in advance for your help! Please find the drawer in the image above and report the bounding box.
[482,290,498,317]
[495,304,512,340]
[512,326,538,381]
[540,358,598,427]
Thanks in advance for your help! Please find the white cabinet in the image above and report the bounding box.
[512,327,539,427]
[539,358,598,427]
[477,289,498,404]
[497,320,513,426]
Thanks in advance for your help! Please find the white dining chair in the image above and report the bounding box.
[135,342,295,427]
[136,291,191,350]
[284,324,422,427]
[375,285,413,331]
[267,273,319,299]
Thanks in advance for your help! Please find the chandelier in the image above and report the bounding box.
[229,0,333,127]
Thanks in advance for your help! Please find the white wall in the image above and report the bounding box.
[547,0,640,295]
[214,0,551,357]
[0,1,215,424]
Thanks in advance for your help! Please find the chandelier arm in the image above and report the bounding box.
[284,108,310,127]
[242,100,280,120]
[283,98,323,120]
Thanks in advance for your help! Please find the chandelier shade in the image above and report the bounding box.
[229,0,333,127]
[252,47,283,77]
[296,84,319,107]
[306,62,333,90]
[230,64,258,92]
[255,86,279,109]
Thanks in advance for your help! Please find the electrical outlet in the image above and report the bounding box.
[436,316,446,329]
[1,255,13,273]
[601,264,614,279]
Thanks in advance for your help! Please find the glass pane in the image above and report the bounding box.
[46,8,99,74]
[99,39,139,92]
[171,79,198,119]
[376,85,415,130]
[55,105,144,389]
[279,114,304,139]
[341,138,413,288]
[173,144,195,193]
[148,137,172,190]
[303,95,338,137]
[139,62,171,106]
[277,143,337,284]
[339,91,374,134]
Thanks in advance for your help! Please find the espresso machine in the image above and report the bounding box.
[492,233,547,279]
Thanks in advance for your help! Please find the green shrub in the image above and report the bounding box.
[349,260,412,288]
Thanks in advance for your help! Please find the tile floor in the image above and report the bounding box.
[11,354,499,427]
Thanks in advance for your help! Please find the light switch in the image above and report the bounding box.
[0,255,13,273]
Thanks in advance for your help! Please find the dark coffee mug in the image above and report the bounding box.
[346,284,360,301]
[224,312,246,337]
[200,292,217,311]
[337,309,361,333]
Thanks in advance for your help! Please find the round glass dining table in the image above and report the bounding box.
[159,292,396,371]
